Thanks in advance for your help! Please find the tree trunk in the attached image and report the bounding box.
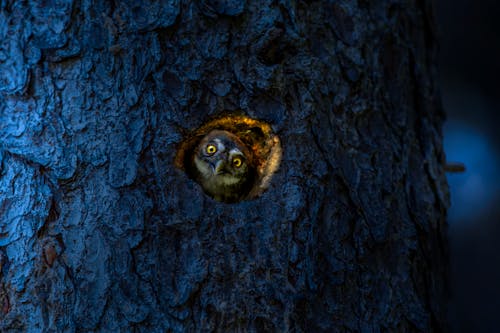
[0,1,449,332]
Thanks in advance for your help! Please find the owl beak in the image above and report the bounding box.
[213,160,227,175]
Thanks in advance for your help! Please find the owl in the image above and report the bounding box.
[175,114,282,203]
[191,130,256,203]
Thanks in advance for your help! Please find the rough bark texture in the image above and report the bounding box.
[0,1,449,332]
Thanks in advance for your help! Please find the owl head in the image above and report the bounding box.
[175,114,282,203]
[192,130,256,202]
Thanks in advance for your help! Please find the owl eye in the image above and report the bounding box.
[232,157,243,168]
[206,144,217,155]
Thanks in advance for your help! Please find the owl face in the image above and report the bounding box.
[175,115,282,203]
[193,130,253,202]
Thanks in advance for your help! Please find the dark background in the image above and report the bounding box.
[436,0,500,332]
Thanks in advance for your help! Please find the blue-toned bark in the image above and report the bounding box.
[0,1,449,332]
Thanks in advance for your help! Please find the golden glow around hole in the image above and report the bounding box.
[174,114,282,203]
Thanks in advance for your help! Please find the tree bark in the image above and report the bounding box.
[0,1,449,332]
